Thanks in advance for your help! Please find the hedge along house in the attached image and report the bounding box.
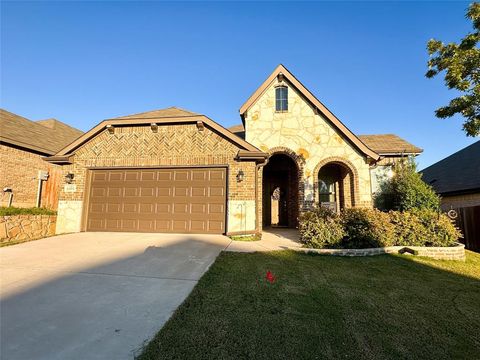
[46,64,422,235]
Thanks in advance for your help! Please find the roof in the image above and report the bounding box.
[358,134,422,155]
[239,64,380,160]
[228,124,245,139]
[0,109,83,155]
[421,141,480,196]
[110,106,199,120]
[52,107,266,160]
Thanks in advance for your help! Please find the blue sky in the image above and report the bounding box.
[1,1,476,169]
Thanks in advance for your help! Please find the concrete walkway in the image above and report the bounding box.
[0,232,231,360]
[225,228,301,252]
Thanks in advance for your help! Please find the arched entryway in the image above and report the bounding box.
[315,159,358,212]
[262,153,299,228]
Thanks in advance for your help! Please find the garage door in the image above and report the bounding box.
[85,168,226,233]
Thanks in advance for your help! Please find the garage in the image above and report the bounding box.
[85,167,227,234]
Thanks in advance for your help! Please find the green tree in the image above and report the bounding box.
[375,158,440,212]
[426,2,480,136]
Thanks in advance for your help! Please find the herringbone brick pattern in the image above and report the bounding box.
[61,124,257,203]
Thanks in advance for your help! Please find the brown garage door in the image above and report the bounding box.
[85,167,226,233]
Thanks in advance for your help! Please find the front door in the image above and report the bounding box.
[271,186,288,226]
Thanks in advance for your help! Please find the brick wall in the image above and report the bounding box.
[56,123,258,234]
[0,144,61,209]
[440,193,480,210]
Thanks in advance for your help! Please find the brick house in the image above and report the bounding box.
[46,65,421,235]
[0,109,83,209]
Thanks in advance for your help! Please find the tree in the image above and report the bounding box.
[375,158,440,212]
[426,2,480,137]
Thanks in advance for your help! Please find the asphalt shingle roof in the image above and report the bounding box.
[358,134,422,154]
[421,141,480,195]
[0,109,83,155]
[110,107,199,120]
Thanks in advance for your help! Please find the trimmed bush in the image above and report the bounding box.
[0,207,57,216]
[299,207,345,248]
[299,207,461,250]
[391,209,461,247]
[341,208,395,248]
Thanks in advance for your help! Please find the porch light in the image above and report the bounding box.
[65,172,74,184]
[236,170,245,182]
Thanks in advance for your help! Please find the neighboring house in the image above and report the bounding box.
[421,141,480,253]
[46,64,421,235]
[421,141,480,210]
[0,109,83,209]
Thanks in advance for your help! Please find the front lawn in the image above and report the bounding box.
[139,251,480,359]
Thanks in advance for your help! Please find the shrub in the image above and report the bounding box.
[341,208,395,248]
[0,207,57,216]
[299,207,461,249]
[389,210,428,246]
[299,207,345,248]
[376,158,440,212]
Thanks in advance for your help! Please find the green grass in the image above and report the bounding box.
[139,251,480,360]
[229,233,262,242]
[0,207,56,216]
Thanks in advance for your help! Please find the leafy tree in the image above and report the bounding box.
[426,2,480,136]
[375,158,440,212]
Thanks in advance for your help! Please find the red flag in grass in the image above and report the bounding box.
[265,271,276,284]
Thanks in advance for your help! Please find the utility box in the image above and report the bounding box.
[38,170,49,181]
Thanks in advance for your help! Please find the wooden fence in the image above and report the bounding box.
[454,205,480,253]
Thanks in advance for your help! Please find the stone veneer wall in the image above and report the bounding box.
[298,243,465,261]
[0,215,57,244]
[56,124,258,235]
[245,78,373,209]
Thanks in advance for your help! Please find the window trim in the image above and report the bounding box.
[275,85,288,112]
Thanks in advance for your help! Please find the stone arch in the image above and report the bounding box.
[261,146,305,227]
[313,156,360,208]
[267,146,305,211]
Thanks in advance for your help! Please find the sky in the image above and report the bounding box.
[1,1,477,169]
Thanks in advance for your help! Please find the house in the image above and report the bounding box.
[421,141,480,252]
[45,65,421,235]
[0,109,83,209]
[421,140,480,210]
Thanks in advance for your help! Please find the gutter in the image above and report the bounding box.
[42,154,74,165]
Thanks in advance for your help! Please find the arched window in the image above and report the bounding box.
[275,86,288,112]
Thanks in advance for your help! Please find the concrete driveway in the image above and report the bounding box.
[0,232,231,360]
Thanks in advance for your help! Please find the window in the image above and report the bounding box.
[275,86,288,112]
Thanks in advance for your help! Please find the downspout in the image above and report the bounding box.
[36,178,43,208]
[255,158,269,234]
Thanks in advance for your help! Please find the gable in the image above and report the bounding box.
[74,123,243,161]
[240,65,379,160]
[47,108,266,163]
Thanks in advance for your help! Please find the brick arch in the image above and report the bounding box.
[313,156,360,208]
[263,146,305,227]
